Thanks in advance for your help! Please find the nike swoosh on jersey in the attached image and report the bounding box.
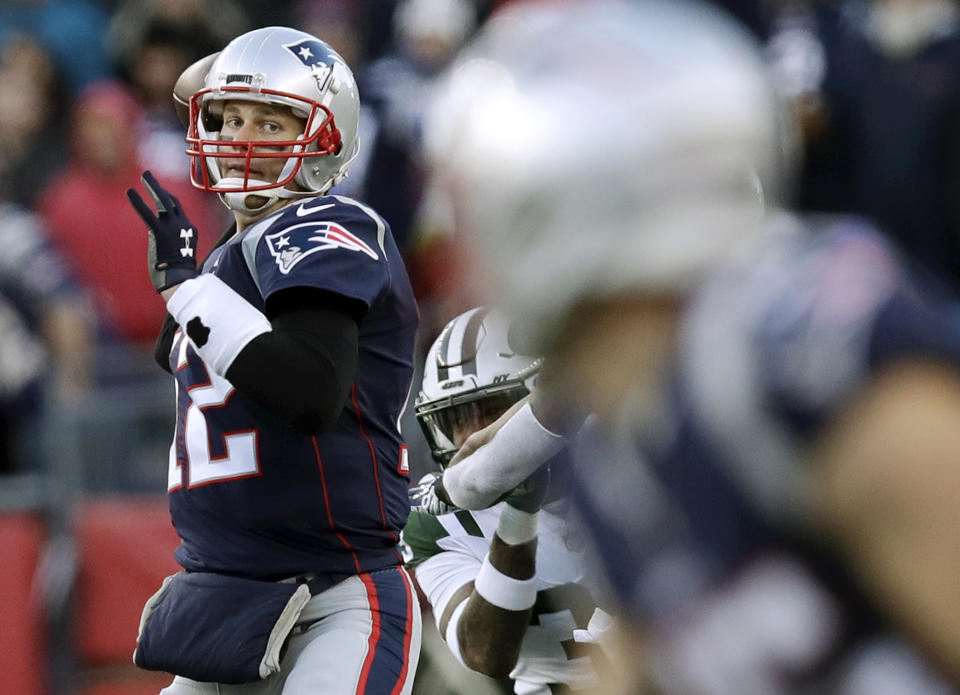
[296,202,336,217]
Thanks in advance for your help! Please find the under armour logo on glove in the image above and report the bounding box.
[126,171,200,293]
[180,228,195,258]
[186,317,210,347]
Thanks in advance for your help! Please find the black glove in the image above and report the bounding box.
[499,464,551,514]
[127,170,199,292]
[409,472,458,516]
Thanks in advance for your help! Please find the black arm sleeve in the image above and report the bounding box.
[154,313,179,373]
[224,288,365,434]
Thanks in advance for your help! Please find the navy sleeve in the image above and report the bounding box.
[252,200,389,313]
[868,286,960,371]
[154,313,179,373]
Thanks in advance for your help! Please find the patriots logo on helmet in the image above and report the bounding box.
[284,39,339,69]
[266,221,379,274]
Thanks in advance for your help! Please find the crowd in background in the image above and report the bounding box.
[0,0,494,481]
[2,1,960,694]
[1,0,959,482]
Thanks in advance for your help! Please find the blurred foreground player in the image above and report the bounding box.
[429,0,960,692]
[404,307,614,694]
[125,26,421,695]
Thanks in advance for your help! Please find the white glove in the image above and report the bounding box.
[573,608,617,651]
[408,472,459,516]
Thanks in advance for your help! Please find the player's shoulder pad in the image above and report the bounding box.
[277,195,379,223]
[684,213,906,415]
[748,214,903,407]
[754,214,902,334]
[252,196,388,274]
[401,510,451,568]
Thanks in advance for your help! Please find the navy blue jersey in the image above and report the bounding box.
[574,215,960,692]
[165,195,418,581]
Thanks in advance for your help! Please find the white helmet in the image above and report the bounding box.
[425,0,789,350]
[186,26,361,214]
[416,307,541,466]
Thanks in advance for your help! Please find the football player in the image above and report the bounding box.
[404,306,616,694]
[125,27,421,695]
[426,0,960,692]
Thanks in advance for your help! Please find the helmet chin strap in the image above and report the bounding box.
[215,177,308,215]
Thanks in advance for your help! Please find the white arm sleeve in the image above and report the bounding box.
[443,402,567,510]
[166,273,272,377]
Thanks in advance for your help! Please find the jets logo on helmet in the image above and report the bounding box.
[416,307,541,466]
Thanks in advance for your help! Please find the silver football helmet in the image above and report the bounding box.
[416,307,541,466]
[186,26,361,214]
[425,0,789,351]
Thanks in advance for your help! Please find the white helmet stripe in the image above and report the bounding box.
[416,306,542,466]
[458,307,491,378]
[436,305,486,381]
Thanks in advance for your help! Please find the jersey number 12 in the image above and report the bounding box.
[168,333,261,490]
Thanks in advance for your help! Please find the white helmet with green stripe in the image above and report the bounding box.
[416,307,541,466]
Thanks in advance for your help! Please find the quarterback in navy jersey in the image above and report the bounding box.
[163,193,417,579]
[425,0,960,692]
[126,27,420,695]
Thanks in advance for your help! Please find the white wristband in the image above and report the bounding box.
[473,554,537,611]
[496,505,538,546]
[444,401,566,509]
[166,274,272,376]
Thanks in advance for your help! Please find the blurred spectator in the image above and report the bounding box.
[0,0,111,93]
[0,33,69,208]
[227,0,299,28]
[37,80,219,349]
[294,0,407,66]
[296,0,370,66]
[362,0,477,252]
[106,1,251,189]
[0,202,93,473]
[362,0,479,345]
[113,18,222,180]
[771,0,960,286]
[295,0,380,201]
[106,0,250,72]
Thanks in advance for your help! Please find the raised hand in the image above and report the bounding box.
[127,171,199,293]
